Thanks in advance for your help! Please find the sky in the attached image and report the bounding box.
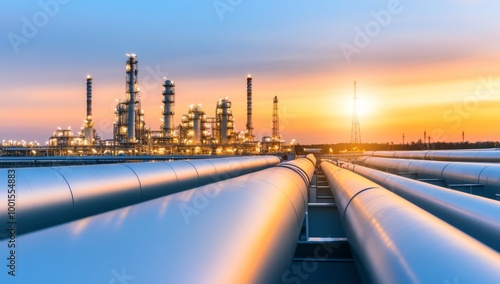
[2,0,500,145]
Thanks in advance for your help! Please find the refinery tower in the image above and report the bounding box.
[114,54,147,146]
[40,53,293,156]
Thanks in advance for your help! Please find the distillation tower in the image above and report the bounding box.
[162,79,176,142]
[215,98,235,145]
[180,105,209,146]
[83,75,94,146]
[114,54,147,149]
[245,75,254,141]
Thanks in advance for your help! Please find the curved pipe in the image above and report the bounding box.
[0,156,280,238]
[342,162,500,252]
[303,153,317,166]
[321,162,500,283]
[0,157,314,283]
[278,154,316,188]
[361,157,500,199]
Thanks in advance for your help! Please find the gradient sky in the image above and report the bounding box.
[2,0,500,144]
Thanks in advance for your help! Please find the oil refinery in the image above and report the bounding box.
[1,53,291,157]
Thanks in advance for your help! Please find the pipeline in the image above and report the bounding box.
[0,156,315,284]
[0,156,280,239]
[321,162,500,283]
[363,149,500,162]
[361,156,500,199]
[341,162,500,252]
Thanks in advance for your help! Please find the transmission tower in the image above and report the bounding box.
[351,80,361,144]
[272,96,281,141]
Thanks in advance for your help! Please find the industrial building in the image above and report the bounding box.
[40,53,290,156]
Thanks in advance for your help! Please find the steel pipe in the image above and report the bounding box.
[364,149,500,162]
[0,156,280,238]
[361,157,500,199]
[342,162,500,251]
[0,156,314,283]
[321,162,500,283]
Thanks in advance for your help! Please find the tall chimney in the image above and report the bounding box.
[84,75,94,146]
[272,96,280,141]
[246,74,253,140]
[126,54,138,142]
[86,75,92,118]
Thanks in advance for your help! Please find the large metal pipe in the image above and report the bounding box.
[364,149,500,162]
[361,157,500,199]
[341,162,500,251]
[321,162,500,283]
[0,156,315,283]
[0,156,280,238]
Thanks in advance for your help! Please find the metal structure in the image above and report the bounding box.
[245,74,254,141]
[0,155,315,283]
[162,79,175,141]
[0,155,235,167]
[360,156,500,199]
[83,75,94,146]
[126,54,138,142]
[114,54,147,148]
[215,98,235,145]
[350,80,361,144]
[48,128,87,156]
[320,161,500,283]
[179,104,209,148]
[341,161,500,251]
[0,156,281,238]
[272,96,281,142]
[6,54,297,157]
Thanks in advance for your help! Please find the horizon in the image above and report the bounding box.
[2,1,500,145]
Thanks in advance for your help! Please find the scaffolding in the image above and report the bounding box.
[179,105,209,147]
[272,96,281,142]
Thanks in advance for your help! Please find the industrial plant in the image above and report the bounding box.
[3,54,292,156]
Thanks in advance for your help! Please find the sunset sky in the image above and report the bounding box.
[2,1,500,144]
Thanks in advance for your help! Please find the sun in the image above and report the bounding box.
[356,97,373,118]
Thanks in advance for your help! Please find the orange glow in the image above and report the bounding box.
[2,53,500,144]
